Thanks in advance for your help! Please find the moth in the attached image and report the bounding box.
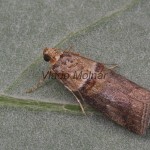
[29,47,150,135]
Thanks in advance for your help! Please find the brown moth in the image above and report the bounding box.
[42,47,150,135]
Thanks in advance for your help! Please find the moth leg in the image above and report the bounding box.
[64,85,86,115]
[66,45,75,52]
[105,64,119,70]
[26,78,45,93]
[64,45,80,56]
[26,69,51,93]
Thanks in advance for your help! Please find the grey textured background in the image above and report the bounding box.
[0,0,150,149]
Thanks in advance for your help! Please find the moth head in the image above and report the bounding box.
[43,47,61,65]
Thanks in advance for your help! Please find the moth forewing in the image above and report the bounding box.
[43,48,150,135]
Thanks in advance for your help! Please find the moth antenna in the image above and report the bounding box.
[63,45,75,53]
[72,91,86,115]
[77,90,86,104]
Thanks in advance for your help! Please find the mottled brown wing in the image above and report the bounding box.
[52,51,150,134]
[79,70,150,135]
